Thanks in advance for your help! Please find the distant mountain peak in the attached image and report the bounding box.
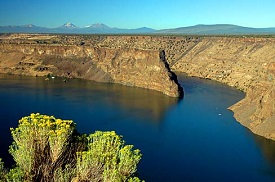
[86,23,110,29]
[60,22,78,29]
[23,24,36,28]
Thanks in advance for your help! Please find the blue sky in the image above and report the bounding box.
[0,0,274,29]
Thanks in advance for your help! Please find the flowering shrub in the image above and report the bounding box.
[6,113,142,182]
[76,131,142,182]
[9,113,77,181]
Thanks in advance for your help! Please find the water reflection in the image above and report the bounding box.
[1,74,179,122]
[253,134,275,168]
[71,79,180,123]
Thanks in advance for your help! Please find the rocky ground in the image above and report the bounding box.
[0,34,274,140]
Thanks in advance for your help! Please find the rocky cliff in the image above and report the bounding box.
[1,34,275,140]
[0,34,183,97]
[172,37,275,140]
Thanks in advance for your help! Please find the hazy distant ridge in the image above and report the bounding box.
[1,23,275,35]
[157,24,275,35]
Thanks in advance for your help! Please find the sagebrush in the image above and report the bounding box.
[1,113,143,182]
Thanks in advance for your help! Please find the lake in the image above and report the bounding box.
[1,73,275,181]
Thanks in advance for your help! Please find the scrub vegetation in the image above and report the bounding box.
[0,113,142,182]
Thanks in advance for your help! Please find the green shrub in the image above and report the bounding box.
[76,131,142,182]
[7,113,143,182]
[52,164,76,182]
[0,158,6,182]
[9,113,78,181]
[5,166,24,182]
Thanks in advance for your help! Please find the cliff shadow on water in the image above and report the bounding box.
[254,134,275,169]
[65,77,181,123]
[0,74,180,122]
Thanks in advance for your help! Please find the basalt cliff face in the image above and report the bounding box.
[0,34,183,97]
[172,37,275,140]
[1,34,275,140]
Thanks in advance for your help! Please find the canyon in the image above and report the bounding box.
[0,34,274,140]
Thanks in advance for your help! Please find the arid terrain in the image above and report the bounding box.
[0,34,274,140]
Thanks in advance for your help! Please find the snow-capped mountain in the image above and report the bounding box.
[58,22,79,29]
[85,23,110,29]
[22,24,36,28]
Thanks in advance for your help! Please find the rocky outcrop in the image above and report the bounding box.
[0,34,200,65]
[172,37,275,140]
[0,35,183,97]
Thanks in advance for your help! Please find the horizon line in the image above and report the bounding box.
[1,23,275,30]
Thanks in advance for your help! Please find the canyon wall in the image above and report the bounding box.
[1,34,275,140]
[172,37,275,140]
[0,35,183,97]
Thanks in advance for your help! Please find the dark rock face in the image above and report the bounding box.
[159,49,183,98]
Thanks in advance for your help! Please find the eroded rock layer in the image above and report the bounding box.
[0,34,184,97]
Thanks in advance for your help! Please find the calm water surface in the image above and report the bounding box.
[1,74,275,181]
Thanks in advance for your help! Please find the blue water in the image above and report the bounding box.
[1,74,275,181]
